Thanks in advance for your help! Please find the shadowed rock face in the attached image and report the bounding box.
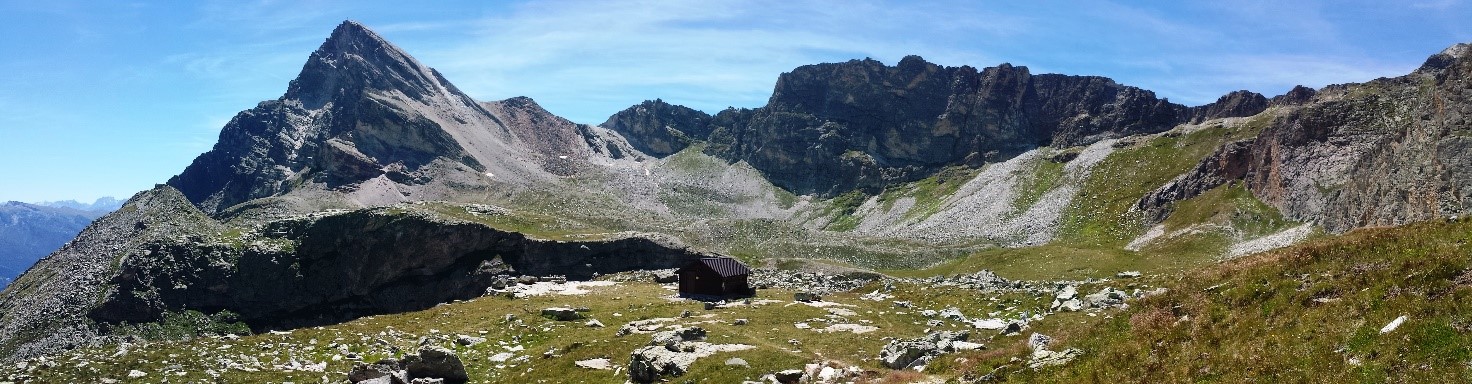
[87,205,709,328]
[1139,43,1472,233]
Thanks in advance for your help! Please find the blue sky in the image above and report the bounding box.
[0,0,1467,203]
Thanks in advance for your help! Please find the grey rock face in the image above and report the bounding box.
[689,57,1186,196]
[0,186,221,361]
[168,21,492,214]
[1138,43,1472,233]
[1135,140,1256,222]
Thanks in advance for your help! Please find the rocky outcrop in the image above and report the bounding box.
[878,330,973,369]
[1270,85,1319,107]
[1138,43,1472,233]
[600,99,713,157]
[0,186,223,361]
[347,346,467,384]
[615,56,1187,196]
[86,203,711,328]
[1135,140,1256,221]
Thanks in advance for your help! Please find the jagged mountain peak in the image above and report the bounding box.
[283,20,463,108]
[168,21,575,216]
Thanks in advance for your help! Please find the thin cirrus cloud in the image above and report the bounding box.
[418,0,1022,122]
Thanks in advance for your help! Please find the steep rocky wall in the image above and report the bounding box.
[621,56,1220,197]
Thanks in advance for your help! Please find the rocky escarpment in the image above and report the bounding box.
[1139,43,1472,233]
[87,203,710,329]
[613,57,1252,196]
[0,188,709,360]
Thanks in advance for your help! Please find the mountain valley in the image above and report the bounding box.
[3,20,1472,383]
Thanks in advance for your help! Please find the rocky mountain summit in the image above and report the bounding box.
[168,21,629,218]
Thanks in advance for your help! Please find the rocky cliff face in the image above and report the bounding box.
[1140,43,1472,233]
[1181,90,1270,124]
[618,57,1189,196]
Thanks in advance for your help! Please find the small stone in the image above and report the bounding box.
[127,370,147,378]
[774,369,804,384]
[725,357,749,367]
[454,334,485,347]
[541,307,582,321]
[586,319,605,328]
[1027,333,1053,351]
[576,358,613,370]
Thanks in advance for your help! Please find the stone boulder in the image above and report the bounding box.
[348,347,467,384]
[794,292,822,302]
[878,330,971,369]
[773,369,804,384]
[348,360,404,383]
[402,346,468,384]
[628,326,713,383]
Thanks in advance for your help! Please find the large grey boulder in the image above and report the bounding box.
[628,345,699,382]
[402,346,468,384]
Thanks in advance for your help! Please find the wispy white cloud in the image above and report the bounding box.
[417,0,1027,122]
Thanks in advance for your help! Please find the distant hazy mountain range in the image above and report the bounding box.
[0,198,121,287]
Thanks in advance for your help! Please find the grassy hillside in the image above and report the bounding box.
[1015,216,1472,382]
